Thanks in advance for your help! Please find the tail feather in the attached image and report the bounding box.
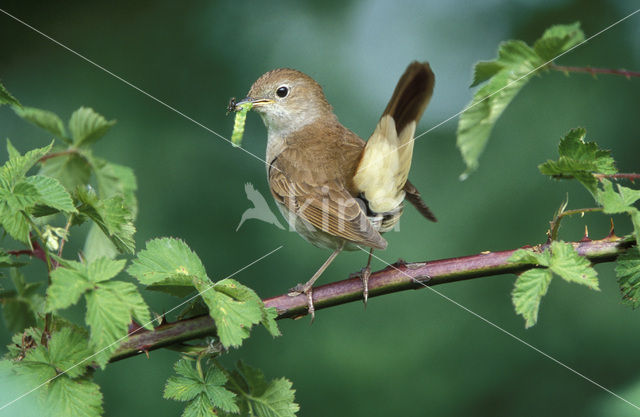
[383,62,435,135]
[353,62,435,215]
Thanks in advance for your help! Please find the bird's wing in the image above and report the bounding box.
[269,159,387,250]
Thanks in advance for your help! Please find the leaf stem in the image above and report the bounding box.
[24,215,52,271]
[57,214,74,257]
[595,173,640,181]
[549,207,603,241]
[550,64,640,78]
[23,215,55,346]
[38,148,79,163]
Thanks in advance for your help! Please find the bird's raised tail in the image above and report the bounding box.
[353,62,435,215]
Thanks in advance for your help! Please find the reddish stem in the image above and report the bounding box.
[8,239,48,264]
[550,64,640,79]
[595,173,640,182]
[38,149,78,163]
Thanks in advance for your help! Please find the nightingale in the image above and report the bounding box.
[235,62,436,319]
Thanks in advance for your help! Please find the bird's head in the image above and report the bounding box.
[236,68,336,137]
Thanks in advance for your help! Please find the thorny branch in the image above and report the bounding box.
[110,234,636,363]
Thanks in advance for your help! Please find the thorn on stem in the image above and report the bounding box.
[580,225,591,242]
[607,218,617,239]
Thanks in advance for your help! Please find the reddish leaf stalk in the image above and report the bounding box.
[550,64,640,79]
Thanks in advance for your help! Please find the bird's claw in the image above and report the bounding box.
[288,283,315,322]
[350,266,372,308]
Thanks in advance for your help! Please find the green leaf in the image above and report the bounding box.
[165,375,203,402]
[127,239,273,347]
[0,360,45,416]
[1,348,102,417]
[38,151,92,192]
[76,188,136,254]
[46,265,92,311]
[46,257,127,307]
[509,248,551,266]
[13,106,66,138]
[457,23,585,176]
[68,107,116,147]
[6,140,20,160]
[470,61,503,87]
[616,249,640,308]
[512,268,553,328]
[631,212,640,250]
[261,307,281,338]
[46,257,150,367]
[595,180,640,245]
[84,278,151,367]
[16,325,93,379]
[182,394,217,417]
[45,376,103,417]
[2,298,37,333]
[2,269,42,332]
[224,361,299,417]
[0,81,20,107]
[1,139,54,187]
[86,257,127,283]
[509,241,598,327]
[548,241,599,290]
[457,40,543,176]
[200,279,263,348]
[93,159,138,217]
[539,128,616,193]
[127,237,207,287]
[46,327,94,378]
[105,279,152,327]
[0,197,32,245]
[24,175,76,213]
[84,283,135,367]
[596,180,640,214]
[164,359,239,416]
[83,223,119,262]
[533,22,584,61]
[0,248,22,268]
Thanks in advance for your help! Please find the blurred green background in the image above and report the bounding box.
[1,0,640,416]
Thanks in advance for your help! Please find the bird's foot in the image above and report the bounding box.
[349,265,372,308]
[288,283,316,322]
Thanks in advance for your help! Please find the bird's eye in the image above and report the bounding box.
[276,86,289,98]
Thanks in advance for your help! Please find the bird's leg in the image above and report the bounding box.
[348,248,373,307]
[289,247,342,321]
[363,248,374,306]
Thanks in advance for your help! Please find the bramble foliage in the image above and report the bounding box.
[457,22,584,177]
[510,128,640,327]
[0,81,292,417]
[163,358,299,417]
[510,241,598,328]
[127,238,280,348]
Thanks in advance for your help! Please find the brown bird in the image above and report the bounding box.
[236,62,436,319]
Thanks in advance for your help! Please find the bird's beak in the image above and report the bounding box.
[235,97,274,109]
